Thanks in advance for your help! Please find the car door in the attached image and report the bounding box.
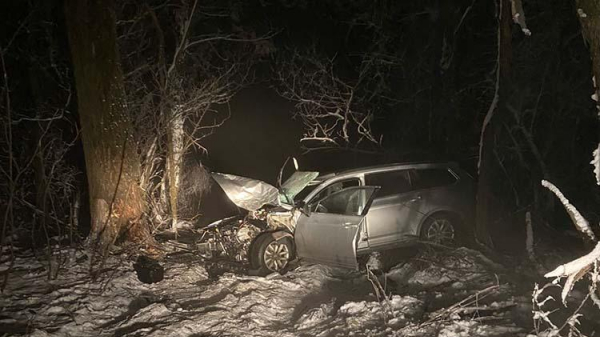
[294,186,379,269]
[410,168,460,216]
[364,169,426,247]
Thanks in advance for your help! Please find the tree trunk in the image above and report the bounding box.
[28,66,49,242]
[475,0,512,248]
[64,0,151,248]
[576,1,600,118]
[167,109,185,229]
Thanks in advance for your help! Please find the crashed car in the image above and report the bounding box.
[196,162,475,275]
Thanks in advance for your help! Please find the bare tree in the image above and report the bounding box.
[274,48,384,151]
[1,1,80,284]
[531,2,600,335]
[475,0,516,248]
[65,0,153,252]
[576,1,600,182]
[117,0,269,228]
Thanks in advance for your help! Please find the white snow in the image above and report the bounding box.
[1,247,532,337]
[591,146,600,185]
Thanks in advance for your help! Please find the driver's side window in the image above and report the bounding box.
[310,187,367,216]
[309,179,360,209]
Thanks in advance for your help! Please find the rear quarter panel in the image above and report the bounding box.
[415,170,475,234]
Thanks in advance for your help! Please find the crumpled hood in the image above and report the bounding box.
[211,171,319,211]
[211,173,279,211]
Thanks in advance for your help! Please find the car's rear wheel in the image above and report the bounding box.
[252,234,294,275]
[420,214,459,246]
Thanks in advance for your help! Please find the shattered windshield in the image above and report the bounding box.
[279,171,319,205]
[293,183,319,202]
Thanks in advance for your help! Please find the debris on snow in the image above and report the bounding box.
[133,255,165,284]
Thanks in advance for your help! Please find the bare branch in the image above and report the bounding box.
[510,0,531,36]
[274,49,381,149]
[167,0,198,77]
[541,180,596,242]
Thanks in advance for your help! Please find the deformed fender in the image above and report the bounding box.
[248,230,295,269]
[271,231,293,241]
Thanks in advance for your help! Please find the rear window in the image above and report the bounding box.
[364,170,411,197]
[412,168,457,190]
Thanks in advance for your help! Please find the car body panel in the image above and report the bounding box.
[294,186,379,269]
[365,191,425,247]
[297,163,475,255]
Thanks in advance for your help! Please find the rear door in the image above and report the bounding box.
[294,186,378,269]
[410,168,460,215]
[364,169,425,247]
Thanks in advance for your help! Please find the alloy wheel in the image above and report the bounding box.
[426,219,455,245]
[263,241,290,271]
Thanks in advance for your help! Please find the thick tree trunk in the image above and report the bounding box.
[475,0,512,248]
[576,1,600,116]
[64,0,151,248]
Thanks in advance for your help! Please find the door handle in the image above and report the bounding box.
[408,195,422,203]
[343,223,357,229]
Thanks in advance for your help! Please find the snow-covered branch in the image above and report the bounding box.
[274,49,381,149]
[510,0,531,36]
[541,180,596,242]
[591,145,600,185]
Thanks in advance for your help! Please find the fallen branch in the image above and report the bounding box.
[423,284,500,325]
[366,265,395,322]
[544,242,600,306]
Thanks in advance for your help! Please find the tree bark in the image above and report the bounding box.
[167,109,185,228]
[475,0,512,248]
[576,1,600,117]
[64,0,150,248]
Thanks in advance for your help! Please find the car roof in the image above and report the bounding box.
[315,161,459,181]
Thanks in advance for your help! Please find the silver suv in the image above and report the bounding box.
[198,162,475,274]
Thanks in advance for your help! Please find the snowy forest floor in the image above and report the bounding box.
[1,240,600,337]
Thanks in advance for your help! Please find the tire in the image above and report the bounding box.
[420,214,461,247]
[251,234,294,276]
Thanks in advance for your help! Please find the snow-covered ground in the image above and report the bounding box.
[1,246,537,336]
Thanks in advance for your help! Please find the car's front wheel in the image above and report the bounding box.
[251,234,294,275]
